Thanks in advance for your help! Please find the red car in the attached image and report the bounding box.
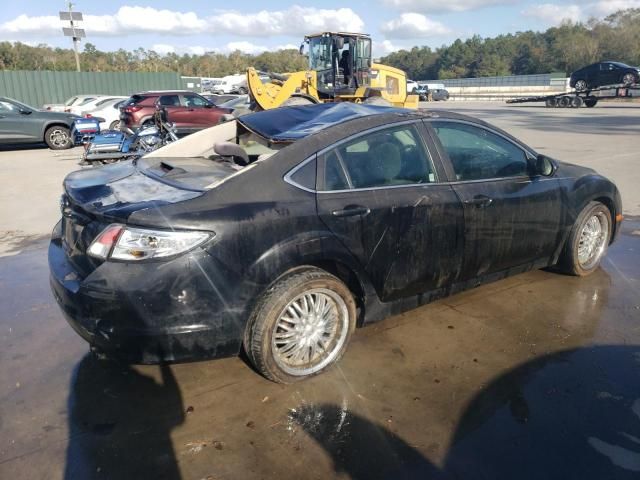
[119,91,232,134]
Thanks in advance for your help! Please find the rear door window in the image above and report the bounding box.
[158,95,180,107]
[319,124,435,190]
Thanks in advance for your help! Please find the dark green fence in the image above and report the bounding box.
[0,71,184,108]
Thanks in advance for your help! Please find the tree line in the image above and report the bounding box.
[381,9,640,79]
[0,9,637,79]
[0,42,308,77]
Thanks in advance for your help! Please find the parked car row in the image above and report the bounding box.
[0,90,253,150]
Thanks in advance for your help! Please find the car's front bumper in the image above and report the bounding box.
[48,225,243,364]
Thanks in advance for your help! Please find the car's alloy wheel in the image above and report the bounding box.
[109,120,121,131]
[558,201,611,276]
[577,211,609,270]
[245,267,356,383]
[622,73,636,85]
[45,126,71,150]
[271,288,350,377]
[574,79,588,91]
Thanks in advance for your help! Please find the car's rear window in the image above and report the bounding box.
[122,94,153,106]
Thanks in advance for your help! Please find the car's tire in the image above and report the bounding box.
[571,96,584,108]
[237,87,248,95]
[363,96,392,106]
[108,120,121,131]
[44,125,72,150]
[622,72,637,86]
[557,201,612,276]
[574,79,588,91]
[245,267,357,384]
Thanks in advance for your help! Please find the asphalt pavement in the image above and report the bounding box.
[0,101,639,480]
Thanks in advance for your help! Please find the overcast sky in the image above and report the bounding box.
[1,1,638,56]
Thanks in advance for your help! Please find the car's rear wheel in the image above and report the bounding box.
[574,79,588,91]
[245,267,356,383]
[45,126,72,150]
[109,120,121,131]
[558,201,611,276]
[622,73,637,85]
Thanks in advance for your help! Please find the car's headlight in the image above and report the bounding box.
[87,224,212,261]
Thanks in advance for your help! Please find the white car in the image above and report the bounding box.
[43,94,106,113]
[407,79,419,93]
[68,96,126,116]
[211,74,247,94]
[80,97,127,131]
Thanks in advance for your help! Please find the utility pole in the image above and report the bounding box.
[60,2,85,72]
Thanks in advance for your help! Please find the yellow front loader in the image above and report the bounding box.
[246,32,419,110]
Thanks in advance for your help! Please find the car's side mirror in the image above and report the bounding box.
[299,43,305,55]
[204,103,213,108]
[535,154,555,176]
[19,108,32,115]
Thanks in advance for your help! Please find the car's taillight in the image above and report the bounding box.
[87,225,212,261]
[123,105,142,113]
[84,114,92,118]
[87,225,124,259]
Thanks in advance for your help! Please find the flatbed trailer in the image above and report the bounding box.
[506,83,639,108]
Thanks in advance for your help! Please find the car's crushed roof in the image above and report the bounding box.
[237,103,410,143]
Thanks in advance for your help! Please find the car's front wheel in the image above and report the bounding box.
[245,267,356,383]
[45,125,72,150]
[574,79,588,91]
[558,201,612,276]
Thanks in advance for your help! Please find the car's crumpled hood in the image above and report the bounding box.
[64,160,201,221]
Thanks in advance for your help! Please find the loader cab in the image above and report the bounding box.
[302,32,372,98]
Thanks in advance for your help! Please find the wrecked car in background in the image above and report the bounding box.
[49,103,622,383]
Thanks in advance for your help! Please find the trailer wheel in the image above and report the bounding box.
[584,97,598,108]
[558,96,571,108]
[571,96,583,108]
[545,97,558,108]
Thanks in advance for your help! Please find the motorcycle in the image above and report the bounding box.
[78,106,178,166]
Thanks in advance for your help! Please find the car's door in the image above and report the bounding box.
[599,63,618,86]
[156,94,184,128]
[427,120,563,281]
[0,100,39,143]
[181,93,217,128]
[315,122,464,302]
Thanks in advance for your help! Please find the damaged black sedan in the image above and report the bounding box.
[49,103,622,383]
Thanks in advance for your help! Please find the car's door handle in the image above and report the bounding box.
[331,206,371,217]
[463,195,493,208]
